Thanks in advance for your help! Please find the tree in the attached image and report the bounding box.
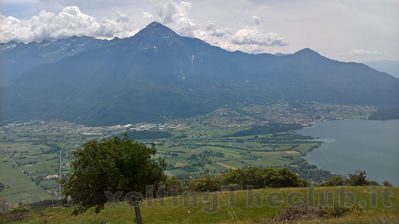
[221,167,308,189]
[0,182,5,192]
[189,175,222,192]
[161,176,185,196]
[62,135,166,223]
[383,180,393,187]
[34,176,41,186]
[320,176,347,186]
[348,170,369,186]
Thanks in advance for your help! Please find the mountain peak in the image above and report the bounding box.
[294,48,320,56]
[146,21,168,29]
[134,21,178,38]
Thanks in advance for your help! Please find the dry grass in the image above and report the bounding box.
[7,186,399,224]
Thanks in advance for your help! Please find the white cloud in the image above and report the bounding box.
[0,0,396,61]
[153,1,287,52]
[252,16,261,26]
[142,11,153,19]
[0,2,288,53]
[344,49,382,55]
[157,1,198,37]
[0,6,138,43]
[0,0,39,3]
[231,28,287,47]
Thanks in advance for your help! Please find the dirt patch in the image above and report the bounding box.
[284,151,300,155]
[217,162,236,170]
[174,162,185,168]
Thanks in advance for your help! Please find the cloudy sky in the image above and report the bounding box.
[0,0,398,62]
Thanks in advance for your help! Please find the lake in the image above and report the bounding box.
[296,119,399,186]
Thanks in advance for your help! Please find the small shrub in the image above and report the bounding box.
[348,170,369,186]
[0,206,31,223]
[272,201,363,222]
[375,216,398,224]
[321,171,382,187]
[383,181,393,187]
[159,176,185,196]
[0,182,5,192]
[324,202,362,217]
[189,175,222,192]
[320,176,347,186]
[272,203,326,221]
[221,167,308,189]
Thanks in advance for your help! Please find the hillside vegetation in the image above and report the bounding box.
[5,186,399,224]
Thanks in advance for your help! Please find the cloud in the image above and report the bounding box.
[157,1,198,37]
[340,49,382,56]
[153,1,287,52]
[202,23,226,38]
[0,0,396,61]
[0,2,288,53]
[252,16,261,26]
[142,11,153,19]
[0,6,138,43]
[231,28,287,47]
[0,0,39,3]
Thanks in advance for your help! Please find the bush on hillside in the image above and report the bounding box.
[320,171,381,187]
[221,167,308,189]
[383,180,393,187]
[159,176,186,196]
[348,170,369,186]
[189,175,222,192]
[320,176,347,186]
[272,203,326,221]
[0,206,31,223]
[324,203,362,217]
[272,202,362,222]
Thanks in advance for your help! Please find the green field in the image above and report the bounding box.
[0,157,51,204]
[8,186,399,224]
[1,101,374,205]
[0,120,331,205]
[149,125,324,180]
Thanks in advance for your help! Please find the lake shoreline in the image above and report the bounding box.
[297,119,399,186]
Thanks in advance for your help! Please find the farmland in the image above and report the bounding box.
[0,103,374,205]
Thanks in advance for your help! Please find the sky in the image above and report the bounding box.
[0,0,398,62]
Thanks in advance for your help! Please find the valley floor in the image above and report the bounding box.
[0,103,375,205]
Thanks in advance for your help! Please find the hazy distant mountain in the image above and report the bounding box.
[365,61,399,78]
[0,36,107,87]
[1,22,399,125]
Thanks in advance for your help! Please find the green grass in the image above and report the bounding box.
[11,186,399,224]
[0,122,327,204]
[0,157,52,204]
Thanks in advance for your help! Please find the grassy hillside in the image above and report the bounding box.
[8,186,399,224]
[0,157,51,204]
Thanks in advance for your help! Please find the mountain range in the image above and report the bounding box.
[365,61,399,78]
[1,21,398,125]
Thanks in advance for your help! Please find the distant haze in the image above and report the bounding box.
[0,0,398,62]
[365,61,399,78]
